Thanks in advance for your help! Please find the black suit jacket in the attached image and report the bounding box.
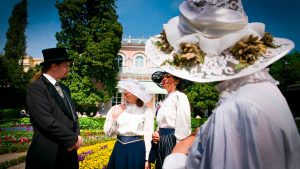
[26,75,80,169]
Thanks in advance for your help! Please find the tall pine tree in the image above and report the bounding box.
[56,0,123,112]
[0,0,28,108]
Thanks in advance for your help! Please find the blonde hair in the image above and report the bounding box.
[31,71,43,83]
[30,63,52,83]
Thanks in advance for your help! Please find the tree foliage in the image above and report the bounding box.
[55,0,123,111]
[0,0,28,109]
[269,51,300,90]
[184,83,219,117]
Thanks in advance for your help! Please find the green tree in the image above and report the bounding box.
[269,51,300,91]
[0,0,28,109]
[184,83,219,117]
[55,0,123,112]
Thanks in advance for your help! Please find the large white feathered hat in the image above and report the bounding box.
[117,79,152,104]
[145,0,294,83]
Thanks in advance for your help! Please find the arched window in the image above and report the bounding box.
[135,56,144,67]
[115,55,123,71]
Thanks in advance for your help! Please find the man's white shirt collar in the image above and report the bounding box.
[43,73,57,86]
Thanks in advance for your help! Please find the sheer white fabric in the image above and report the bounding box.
[187,0,245,14]
[156,90,191,142]
[178,0,247,38]
[104,104,154,160]
[163,71,300,169]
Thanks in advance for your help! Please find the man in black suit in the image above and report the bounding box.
[26,48,82,169]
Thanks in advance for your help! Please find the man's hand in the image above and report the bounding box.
[152,131,160,143]
[145,161,150,169]
[68,135,83,151]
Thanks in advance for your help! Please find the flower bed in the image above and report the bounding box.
[0,131,32,154]
[0,130,111,154]
[78,140,116,169]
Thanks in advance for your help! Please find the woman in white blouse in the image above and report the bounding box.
[149,71,191,169]
[104,79,154,169]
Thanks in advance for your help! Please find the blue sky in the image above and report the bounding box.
[0,0,299,58]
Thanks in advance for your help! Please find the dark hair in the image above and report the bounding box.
[172,76,183,91]
[151,71,190,92]
[136,98,144,107]
[151,71,167,88]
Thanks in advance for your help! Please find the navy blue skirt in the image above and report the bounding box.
[107,136,145,169]
[155,128,176,169]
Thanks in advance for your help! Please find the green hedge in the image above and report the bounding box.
[79,117,105,130]
[0,118,30,128]
[0,117,208,131]
[78,117,207,131]
[0,155,26,169]
[0,109,21,120]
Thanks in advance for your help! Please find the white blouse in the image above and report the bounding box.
[157,90,191,141]
[104,104,154,160]
[163,70,300,169]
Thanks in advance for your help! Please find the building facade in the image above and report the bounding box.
[107,38,166,112]
[22,55,43,72]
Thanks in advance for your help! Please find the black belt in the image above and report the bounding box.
[159,128,175,136]
[117,135,143,144]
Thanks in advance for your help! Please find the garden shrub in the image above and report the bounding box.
[78,117,207,131]
[0,109,21,120]
[192,118,207,131]
[79,117,105,130]
[0,118,30,128]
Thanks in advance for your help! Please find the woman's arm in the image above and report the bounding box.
[174,93,192,142]
[103,105,123,137]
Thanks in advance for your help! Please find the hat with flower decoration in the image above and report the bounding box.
[145,0,294,83]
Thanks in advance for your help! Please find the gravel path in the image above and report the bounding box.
[7,162,25,169]
[0,152,26,164]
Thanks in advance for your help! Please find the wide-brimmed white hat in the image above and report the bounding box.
[117,79,152,104]
[145,0,294,83]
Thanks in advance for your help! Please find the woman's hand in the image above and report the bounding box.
[146,100,153,109]
[145,161,150,169]
[111,104,125,120]
[172,135,196,155]
[152,131,160,143]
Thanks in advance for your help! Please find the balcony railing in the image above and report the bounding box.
[119,66,163,75]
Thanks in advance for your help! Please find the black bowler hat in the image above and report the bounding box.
[40,48,73,66]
